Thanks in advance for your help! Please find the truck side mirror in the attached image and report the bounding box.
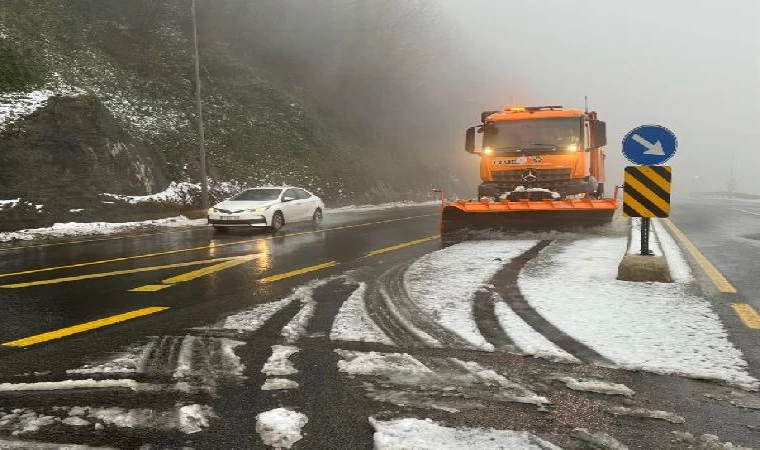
[465,127,476,153]
[590,120,607,148]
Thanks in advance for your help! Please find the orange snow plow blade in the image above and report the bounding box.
[441,198,618,234]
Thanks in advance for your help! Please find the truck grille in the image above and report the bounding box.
[491,168,572,184]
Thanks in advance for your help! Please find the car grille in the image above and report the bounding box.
[216,208,246,214]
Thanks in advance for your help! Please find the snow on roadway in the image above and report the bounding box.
[256,408,308,449]
[0,404,216,436]
[369,417,561,450]
[403,240,538,351]
[518,220,758,389]
[0,216,205,242]
[550,376,635,397]
[336,350,548,406]
[492,299,579,363]
[328,200,440,212]
[330,283,395,345]
[262,345,299,377]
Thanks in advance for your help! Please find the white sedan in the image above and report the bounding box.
[208,186,324,232]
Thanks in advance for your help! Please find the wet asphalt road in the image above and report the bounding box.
[0,201,758,448]
[670,198,760,376]
[0,206,441,376]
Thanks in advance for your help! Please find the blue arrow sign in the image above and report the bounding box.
[622,125,677,165]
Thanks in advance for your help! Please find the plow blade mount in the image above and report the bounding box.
[441,199,618,234]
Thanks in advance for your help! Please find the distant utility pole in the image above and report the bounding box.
[728,148,737,194]
[191,0,209,210]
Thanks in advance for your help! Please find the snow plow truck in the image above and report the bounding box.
[441,105,618,233]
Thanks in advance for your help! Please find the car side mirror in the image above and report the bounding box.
[465,127,476,153]
[590,120,607,148]
[282,196,296,202]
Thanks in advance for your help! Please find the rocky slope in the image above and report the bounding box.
[0,1,441,230]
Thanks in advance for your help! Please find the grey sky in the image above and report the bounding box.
[439,0,760,195]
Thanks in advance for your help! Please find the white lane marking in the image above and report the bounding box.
[731,208,760,216]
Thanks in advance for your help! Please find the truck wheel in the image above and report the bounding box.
[595,182,605,199]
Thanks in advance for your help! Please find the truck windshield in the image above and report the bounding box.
[483,117,581,153]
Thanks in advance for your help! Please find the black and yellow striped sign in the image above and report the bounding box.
[623,165,672,218]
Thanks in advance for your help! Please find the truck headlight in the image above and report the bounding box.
[208,208,216,214]
[483,146,494,155]
[566,144,579,152]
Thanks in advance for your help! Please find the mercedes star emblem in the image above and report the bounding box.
[521,169,538,182]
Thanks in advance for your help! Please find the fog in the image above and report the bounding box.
[429,0,760,197]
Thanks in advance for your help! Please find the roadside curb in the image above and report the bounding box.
[617,218,672,283]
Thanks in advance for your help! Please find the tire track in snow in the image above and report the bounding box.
[494,241,613,365]
[365,262,471,349]
[364,263,433,347]
[473,289,518,352]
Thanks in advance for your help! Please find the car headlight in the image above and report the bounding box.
[249,206,271,213]
[566,144,579,152]
[208,208,216,214]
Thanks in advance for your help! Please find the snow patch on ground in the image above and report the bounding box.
[607,406,685,424]
[280,276,341,342]
[256,408,308,449]
[336,350,435,384]
[330,283,394,345]
[671,431,751,449]
[178,404,217,434]
[551,376,634,396]
[0,199,20,209]
[0,72,84,131]
[404,240,538,350]
[450,359,549,405]
[102,181,199,204]
[0,216,205,242]
[518,236,758,389]
[261,378,299,391]
[493,299,579,363]
[66,344,146,375]
[337,350,548,406]
[262,345,299,377]
[222,297,295,332]
[329,200,439,212]
[370,417,561,450]
[0,379,142,392]
[571,428,628,450]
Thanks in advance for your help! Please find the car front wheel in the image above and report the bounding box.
[270,211,284,232]
[312,208,323,227]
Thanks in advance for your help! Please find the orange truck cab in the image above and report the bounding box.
[465,106,608,201]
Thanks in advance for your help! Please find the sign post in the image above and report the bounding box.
[621,125,677,256]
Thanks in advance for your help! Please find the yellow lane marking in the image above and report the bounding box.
[259,261,340,283]
[732,304,760,329]
[662,219,737,293]
[731,208,760,217]
[0,255,261,289]
[130,284,170,292]
[364,235,439,257]
[0,213,438,279]
[129,254,257,292]
[2,306,170,347]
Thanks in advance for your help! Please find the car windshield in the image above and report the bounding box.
[230,188,282,201]
[483,118,581,153]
